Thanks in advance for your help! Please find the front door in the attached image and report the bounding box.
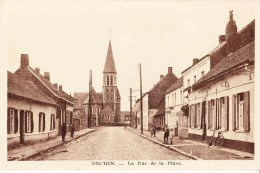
[202,101,207,141]
[19,110,25,144]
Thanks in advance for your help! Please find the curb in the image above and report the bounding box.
[18,129,97,161]
[126,128,202,160]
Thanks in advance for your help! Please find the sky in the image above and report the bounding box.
[0,0,258,111]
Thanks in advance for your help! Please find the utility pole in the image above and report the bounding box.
[139,64,143,135]
[88,70,92,128]
[130,88,132,128]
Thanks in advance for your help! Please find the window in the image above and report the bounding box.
[187,79,190,87]
[189,104,195,128]
[174,93,177,106]
[39,112,45,132]
[195,103,201,128]
[107,76,109,86]
[194,75,197,83]
[106,89,109,100]
[233,92,250,132]
[111,89,114,101]
[110,76,113,85]
[180,90,183,104]
[25,111,34,133]
[50,114,55,131]
[201,71,205,77]
[208,97,229,130]
[167,95,170,107]
[104,115,110,121]
[7,108,18,134]
[207,99,215,129]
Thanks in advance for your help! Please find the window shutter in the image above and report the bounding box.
[7,108,10,134]
[25,111,28,133]
[53,115,56,129]
[14,109,18,133]
[199,103,202,129]
[244,91,250,132]
[216,98,220,130]
[31,112,34,133]
[39,113,41,132]
[43,114,45,131]
[232,94,236,131]
[213,99,217,129]
[189,105,192,128]
[192,104,195,128]
[224,96,229,131]
[50,115,52,131]
[208,101,211,129]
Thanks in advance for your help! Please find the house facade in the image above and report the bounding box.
[134,67,178,131]
[187,12,255,153]
[13,54,74,135]
[164,76,188,138]
[7,72,58,149]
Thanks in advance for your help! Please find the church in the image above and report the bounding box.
[73,40,121,129]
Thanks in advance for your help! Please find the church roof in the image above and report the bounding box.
[103,41,117,73]
[82,88,103,104]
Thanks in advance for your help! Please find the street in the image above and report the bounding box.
[30,127,190,160]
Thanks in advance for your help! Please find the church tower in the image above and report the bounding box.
[102,40,121,124]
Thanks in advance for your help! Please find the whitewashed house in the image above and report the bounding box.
[187,12,255,153]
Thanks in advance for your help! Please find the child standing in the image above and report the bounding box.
[169,128,174,145]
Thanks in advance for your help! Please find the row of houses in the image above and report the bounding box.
[7,54,75,149]
[132,11,255,153]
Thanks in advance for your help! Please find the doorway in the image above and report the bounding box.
[19,110,25,144]
[202,101,207,141]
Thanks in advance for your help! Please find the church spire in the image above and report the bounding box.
[103,39,117,73]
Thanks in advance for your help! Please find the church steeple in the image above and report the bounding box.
[103,40,117,73]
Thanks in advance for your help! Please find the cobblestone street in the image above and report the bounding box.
[30,127,190,160]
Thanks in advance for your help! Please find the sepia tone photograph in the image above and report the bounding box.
[0,0,259,170]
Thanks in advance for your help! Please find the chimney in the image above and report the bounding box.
[35,67,40,74]
[20,54,29,68]
[193,58,199,65]
[168,67,172,74]
[219,35,226,44]
[59,85,62,91]
[44,72,50,81]
[225,10,238,55]
[53,83,58,90]
[160,74,164,79]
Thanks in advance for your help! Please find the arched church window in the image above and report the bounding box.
[106,89,109,100]
[111,89,114,101]
[114,77,117,85]
[107,76,109,86]
[110,76,113,85]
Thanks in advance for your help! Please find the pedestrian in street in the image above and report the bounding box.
[153,126,156,137]
[164,128,170,144]
[61,123,66,142]
[150,126,155,137]
[169,128,174,145]
[69,123,75,138]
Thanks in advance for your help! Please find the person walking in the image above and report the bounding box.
[169,128,174,145]
[69,123,75,138]
[61,123,66,142]
[153,126,156,137]
[164,128,170,144]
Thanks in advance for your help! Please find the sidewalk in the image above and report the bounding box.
[126,127,254,160]
[8,128,97,161]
